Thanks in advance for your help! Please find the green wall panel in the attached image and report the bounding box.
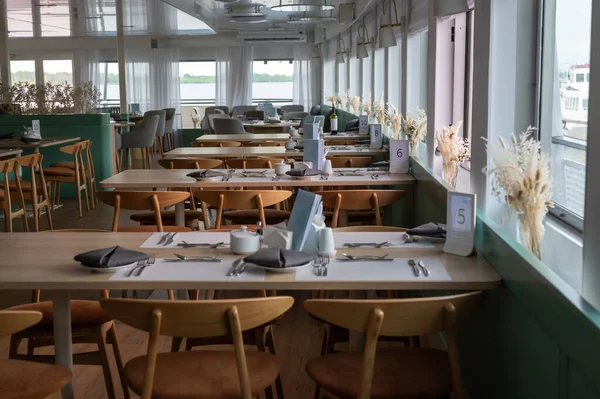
[182,128,204,147]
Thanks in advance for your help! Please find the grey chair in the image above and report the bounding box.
[145,110,166,156]
[245,110,265,120]
[201,106,230,131]
[120,113,160,169]
[163,108,176,151]
[280,105,304,114]
[282,111,309,121]
[309,105,321,115]
[213,118,247,135]
[207,114,232,134]
[231,105,257,118]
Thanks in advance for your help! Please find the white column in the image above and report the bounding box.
[0,0,10,91]
[401,14,408,116]
[582,0,600,310]
[116,0,128,113]
[425,0,437,169]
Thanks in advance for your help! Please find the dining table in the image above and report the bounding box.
[100,167,411,226]
[243,121,301,134]
[0,231,501,399]
[0,148,23,159]
[0,136,81,153]
[194,132,368,144]
[164,145,388,159]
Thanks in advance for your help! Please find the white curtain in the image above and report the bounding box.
[226,46,254,108]
[125,47,181,113]
[215,47,229,107]
[293,45,313,110]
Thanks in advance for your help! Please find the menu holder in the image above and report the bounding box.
[303,139,324,170]
[359,115,369,135]
[304,123,320,140]
[389,139,409,173]
[443,192,476,256]
[287,189,322,251]
[370,124,383,149]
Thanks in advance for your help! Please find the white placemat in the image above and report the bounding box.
[140,232,231,249]
[293,258,450,281]
[333,232,435,249]
[109,258,265,281]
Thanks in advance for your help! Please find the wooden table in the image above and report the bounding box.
[0,137,81,153]
[243,121,300,134]
[0,231,501,399]
[100,167,413,226]
[164,145,388,159]
[0,148,23,158]
[194,133,368,143]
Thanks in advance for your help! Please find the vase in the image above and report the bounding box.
[442,161,459,189]
[517,212,543,259]
[409,139,420,157]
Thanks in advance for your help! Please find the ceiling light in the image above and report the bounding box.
[379,0,402,48]
[433,0,470,17]
[271,0,334,12]
[356,24,371,59]
[230,15,268,23]
[336,36,347,64]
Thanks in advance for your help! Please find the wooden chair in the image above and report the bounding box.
[43,143,90,218]
[0,310,72,399]
[243,141,284,147]
[96,191,193,233]
[304,292,483,399]
[0,154,52,232]
[7,293,130,399]
[225,158,284,169]
[100,296,294,399]
[0,158,28,232]
[314,190,405,228]
[328,156,374,168]
[157,158,224,170]
[193,190,292,229]
[192,141,242,147]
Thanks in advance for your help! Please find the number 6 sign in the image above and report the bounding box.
[389,139,409,173]
[369,124,383,149]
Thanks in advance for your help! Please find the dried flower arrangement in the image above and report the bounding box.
[362,93,373,120]
[350,95,362,114]
[401,109,427,157]
[385,103,403,139]
[373,93,385,124]
[337,92,347,110]
[325,94,336,108]
[483,127,553,259]
[191,114,200,129]
[435,122,469,189]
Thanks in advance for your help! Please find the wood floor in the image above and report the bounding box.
[0,198,325,399]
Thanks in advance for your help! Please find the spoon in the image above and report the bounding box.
[342,253,389,260]
[174,254,222,262]
[408,259,421,277]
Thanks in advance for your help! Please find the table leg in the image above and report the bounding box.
[53,291,74,399]
[175,202,185,226]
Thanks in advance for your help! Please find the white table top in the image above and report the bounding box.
[194,133,368,142]
[242,121,301,127]
[0,148,23,158]
[100,167,414,189]
[0,232,501,290]
[164,145,388,159]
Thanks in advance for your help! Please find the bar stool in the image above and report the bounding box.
[0,157,28,232]
[1,154,52,231]
[43,142,90,218]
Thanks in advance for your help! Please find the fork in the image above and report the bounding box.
[313,257,323,276]
[127,259,147,277]
[135,254,156,276]
[322,256,329,277]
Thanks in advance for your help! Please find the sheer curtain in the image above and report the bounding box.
[226,46,254,108]
[293,45,313,110]
[215,47,229,107]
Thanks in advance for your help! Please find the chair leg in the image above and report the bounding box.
[107,323,130,399]
[158,139,164,157]
[255,329,275,399]
[146,148,152,169]
[168,289,175,300]
[124,149,130,170]
[83,185,91,213]
[32,199,40,232]
[140,147,147,170]
[95,326,117,399]
[8,336,20,358]
[171,337,184,352]
[76,185,83,218]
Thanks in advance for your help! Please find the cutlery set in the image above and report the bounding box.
[177,241,225,248]
[227,259,249,276]
[337,253,392,261]
[314,256,330,276]
[157,232,178,246]
[344,241,390,248]
[127,254,156,277]
[408,259,431,277]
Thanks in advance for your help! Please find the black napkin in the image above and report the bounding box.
[74,246,148,268]
[369,160,390,167]
[20,136,41,143]
[286,168,322,177]
[186,169,224,179]
[407,223,447,238]
[244,248,317,268]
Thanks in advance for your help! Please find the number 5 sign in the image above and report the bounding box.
[389,139,409,173]
[369,124,382,149]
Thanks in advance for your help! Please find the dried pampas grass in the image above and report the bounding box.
[351,96,361,114]
[483,126,553,259]
[401,109,427,156]
[435,122,469,188]
[385,103,403,139]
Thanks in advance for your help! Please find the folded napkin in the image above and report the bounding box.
[286,168,322,177]
[369,160,390,167]
[244,248,317,268]
[407,223,447,238]
[74,246,148,268]
[186,169,224,179]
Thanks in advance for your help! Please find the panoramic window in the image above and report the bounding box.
[40,0,71,37]
[252,60,293,106]
[337,62,347,93]
[97,62,120,105]
[349,56,360,96]
[362,56,372,100]
[387,43,401,110]
[179,61,216,127]
[374,47,385,101]
[6,0,33,37]
[43,60,73,85]
[540,0,591,225]
[323,58,335,99]
[10,60,36,84]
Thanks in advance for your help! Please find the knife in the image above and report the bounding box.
[164,233,178,246]
[157,232,170,246]
[335,258,394,262]
[227,258,243,276]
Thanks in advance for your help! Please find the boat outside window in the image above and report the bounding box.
[576,73,585,83]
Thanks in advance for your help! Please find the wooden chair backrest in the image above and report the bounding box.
[80,139,96,179]
[101,297,294,399]
[328,157,373,168]
[59,142,82,156]
[225,158,284,169]
[314,190,405,227]
[15,154,44,193]
[0,310,42,337]
[243,141,283,147]
[193,190,292,228]
[333,226,408,232]
[158,158,223,170]
[0,158,24,212]
[192,141,242,148]
[96,191,190,232]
